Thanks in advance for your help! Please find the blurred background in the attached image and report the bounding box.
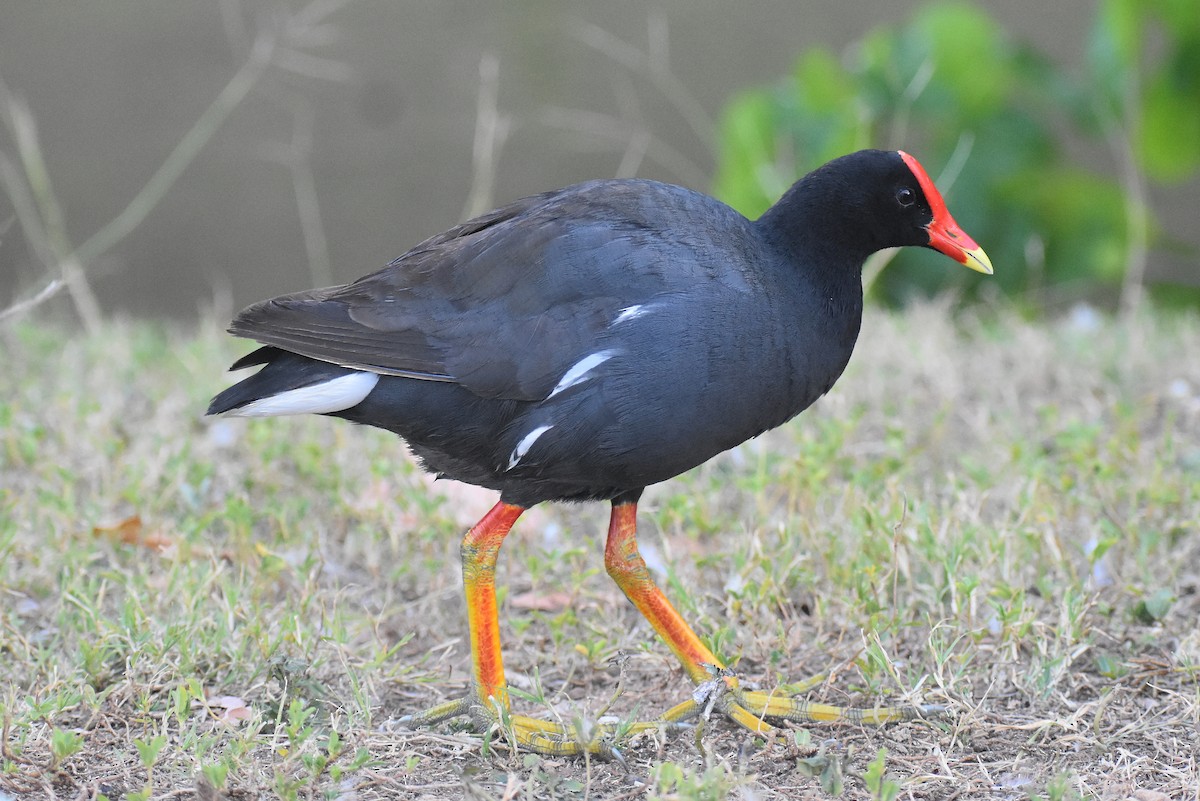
[1,0,1197,324]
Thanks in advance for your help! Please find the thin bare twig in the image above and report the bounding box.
[538,107,709,188]
[572,14,713,151]
[259,96,333,288]
[0,148,54,268]
[0,0,364,328]
[0,278,62,326]
[0,80,102,331]
[606,73,652,178]
[1106,119,1149,321]
[887,57,936,148]
[72,33,277,270]
[289,104,333,289]
[0,31,277,328]
[287,0,356,35]
[461,55,511,221]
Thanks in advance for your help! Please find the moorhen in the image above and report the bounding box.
[209,149,991,755]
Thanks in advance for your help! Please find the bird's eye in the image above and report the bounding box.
[896,187,916,207]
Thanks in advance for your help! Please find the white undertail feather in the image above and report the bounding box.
[229,371,380,417]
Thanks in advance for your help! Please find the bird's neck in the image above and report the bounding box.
[754,181,868,382]
[755,186,869,317]
[765,177,877,284]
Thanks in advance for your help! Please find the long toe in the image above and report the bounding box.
[654,670,943,734]
[733,686,944,726]
[512,713,696,758]
[398,696,474,728]
[400,694,671,758]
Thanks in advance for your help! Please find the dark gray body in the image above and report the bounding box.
[210,151,939,506]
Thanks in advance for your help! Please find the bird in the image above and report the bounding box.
[208,149,991,756]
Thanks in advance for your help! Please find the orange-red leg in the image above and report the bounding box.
[461,500,523,708]
[604,498,721,685]
[404,496,939,756]
[604,497,940,732]
[403,501,635,756]
[401,501,522,729]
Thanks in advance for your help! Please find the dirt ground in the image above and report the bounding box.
[3,309,1198,799]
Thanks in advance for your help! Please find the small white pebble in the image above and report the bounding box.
[1068,303,1101,332]
[540,521,562,549]
[207,419,238,448]
[1084,536,1115,588]
[640,542,668,579]
[1167,378,1192,399]
[728,444,747,469]
[15,597,40,616]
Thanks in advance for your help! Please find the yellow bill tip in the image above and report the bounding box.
[963,245,993,275]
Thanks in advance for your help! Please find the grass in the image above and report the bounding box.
[1,303,1198,800]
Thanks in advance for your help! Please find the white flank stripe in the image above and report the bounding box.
[507,424,553,470]
[547,350,616,399]
[232,371,380,417]
[613,304,650,324]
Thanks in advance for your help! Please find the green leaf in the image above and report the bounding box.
[911,2,1013,120]
[1002,166,1132,284]
[791,49,868,165]
[1095,654,1128,679]
[711,0,1189,307]
[712,90,784,217]
[795,49,855,112]
[1134,587,1174,623]
[1087,0,1143,116]
[134,734,167,769]
[863,748,901,801]
[49,728,84,764]
[819,751,844,796]
[1137,54,1200,181]
[1154,0,1200,34]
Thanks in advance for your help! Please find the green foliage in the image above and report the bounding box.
[1031,771,1085,801]
[713,1,1200,306]
[1088,0,1200,181]
[792,738,845,796]
[863,748,901,801]
[649,760,739,800]
[1133,587,1175,623]
[48,728,84,770]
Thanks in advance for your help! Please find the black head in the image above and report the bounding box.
[759,149,992,274]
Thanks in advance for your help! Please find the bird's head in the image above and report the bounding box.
[896,150,992,275]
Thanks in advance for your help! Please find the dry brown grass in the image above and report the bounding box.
[1,303,1198,800]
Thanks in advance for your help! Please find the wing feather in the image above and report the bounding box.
[226,180,738,400]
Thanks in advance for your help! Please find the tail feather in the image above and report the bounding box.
[207,349,378,417]
[228,344,281,371]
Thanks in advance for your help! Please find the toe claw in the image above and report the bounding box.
[604,743,627,768]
